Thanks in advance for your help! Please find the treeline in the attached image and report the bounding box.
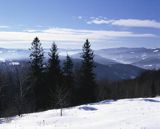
[0,37,159,117]
[0,37,97,117]
[97,70,160,101]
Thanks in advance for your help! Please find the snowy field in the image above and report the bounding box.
[0,97,160,129]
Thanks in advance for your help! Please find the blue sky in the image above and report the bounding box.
[0,0,160,49]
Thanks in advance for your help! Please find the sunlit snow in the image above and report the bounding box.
[0,97,160,129]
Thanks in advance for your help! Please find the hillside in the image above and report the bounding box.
[72,58,144,81]
[0,97,160,129]
[95,47,160,66]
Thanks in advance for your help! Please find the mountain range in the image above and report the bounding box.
[0,47,159,80]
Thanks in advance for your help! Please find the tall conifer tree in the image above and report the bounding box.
[29,37,45,110]
[79,39,97,103]
[47,42,62,108]
[63,54,74,105]
[30,37,44,77]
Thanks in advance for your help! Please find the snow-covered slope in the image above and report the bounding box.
[132,57,160,70]
[1,97,160,129]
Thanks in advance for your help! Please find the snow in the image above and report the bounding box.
[7,50,15,53]
[1,97,160,129]
[9,62,20,66]
[0,58,5,62]
[144,64,153,67]
[153,50,159,53]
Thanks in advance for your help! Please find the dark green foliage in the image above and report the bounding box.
[47,42,62,108]
[63,54,74,105]
[97,70,160,101]
[79,39,97,103]
[29,37,46,111]
[63,55,73,79]
[29,37,44,77]
[151,81,156,97]
[48,43,61,81]
[0,38,159,117]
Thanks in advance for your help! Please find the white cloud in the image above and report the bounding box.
[87,18,160,29]
[112,19,160,29]
[77,16,83,20]
[0,27,156,45]
[87,19,114,24]
[0,26,9,29]
[24,29,40,33]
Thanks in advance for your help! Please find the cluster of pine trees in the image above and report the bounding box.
[0,37,97,117]
[97,70,160,101]
[0,37,159,117]
[28,37,97,112]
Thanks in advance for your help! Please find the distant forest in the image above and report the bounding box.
[0,37,159,117]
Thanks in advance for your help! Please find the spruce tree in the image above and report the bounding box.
[47,42,62,108]
[29,37,45,110]
[29,37,44,77]
[63,54,74,105]
[63,55,74,86]
[79,39,97,104]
